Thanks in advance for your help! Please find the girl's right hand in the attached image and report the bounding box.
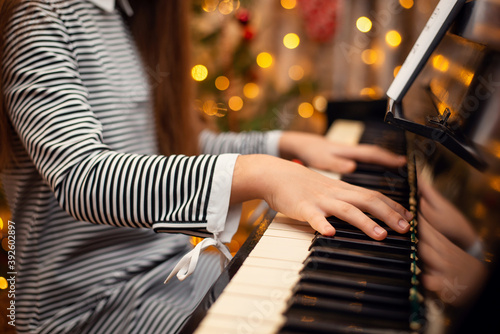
[231,154,412,240]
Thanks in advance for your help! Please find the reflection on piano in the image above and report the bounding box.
[180,0,500,333]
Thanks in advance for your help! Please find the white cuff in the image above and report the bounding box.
[206,154,241,243]
[164,154,242,282]
[265,130,283,157]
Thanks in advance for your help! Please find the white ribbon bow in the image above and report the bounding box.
[164,236,233,283]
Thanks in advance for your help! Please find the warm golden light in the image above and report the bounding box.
[361,49,378,65]
[393,65,402,77]
[298,102,314,118]
[202,0,218,12]
[356,17,372,33]
[256,52,273,68]
[281,0,296,9]
[460,70,474,86]
[203,100,227,116]
[360,86,382,99]
[283,33,300,49]
[191,64,208,81]
[0,217,3,230]
[432,54,449,72]
[313,95,328,112]
[0,277,7,290]
[490,176,500,192]
[228,96,244,111]
[288,65,304,81]
[215,76,230,91]
[385,30,402,47]
[243,83,260,99]
[218,0,234,15]
[399,0,414,9]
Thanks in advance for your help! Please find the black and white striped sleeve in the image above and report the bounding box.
[2,2,235,238]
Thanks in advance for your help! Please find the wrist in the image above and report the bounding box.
[279,131,301,160]
[230,154,271,205]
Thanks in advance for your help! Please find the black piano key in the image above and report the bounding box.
[311,234,410,254]
[354,162,407,176]
[303,256,411,279]
[341,173,409,192]
[299,269,410,295]
[293,282,410,307]
[289,294,410,321]
[326,227,411,247]
[327,217,409,237]
[309,246,410,268]
[281,306,411,334]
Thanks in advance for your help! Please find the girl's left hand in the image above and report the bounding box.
[279,131,407,173]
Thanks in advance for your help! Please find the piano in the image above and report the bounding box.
[180,0,500,333]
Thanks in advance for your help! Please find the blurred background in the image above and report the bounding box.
[0,0,440,329]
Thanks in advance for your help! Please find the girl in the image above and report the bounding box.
[0,1,411,333]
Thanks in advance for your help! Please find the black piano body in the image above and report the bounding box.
[181,1,500,333]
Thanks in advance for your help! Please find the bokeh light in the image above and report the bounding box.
[385,30,402,47]
[256,52,273,68]
[283,33,300,49]
[281,0,296,9]
[313,96,327,112]
[0,277,8,290]
[356,17,372,33]
[228,96,244,111]
[243,83,260,99]
[202,0,218,12]
[360,86,382,99]
[288,65,304,81]
[432,54,449,72]
[191,64,208,81]
[361,49,378,65]
[298,102,314,118]
[218,0,234,15]
[215,76,230,91]
[399,0,414,9]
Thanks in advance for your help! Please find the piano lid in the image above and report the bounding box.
[384,0,500,171]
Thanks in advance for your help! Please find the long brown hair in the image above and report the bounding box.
[0,0,201,171]
[127,0,202,157]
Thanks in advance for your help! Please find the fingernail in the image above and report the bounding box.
[323,225,335,236]
[398,219,410,230]
[374,226,385,235]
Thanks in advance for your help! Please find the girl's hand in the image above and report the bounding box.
[231,154,412,240]
[279,131,407,173]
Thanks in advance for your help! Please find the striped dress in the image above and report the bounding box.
[0,1,280,333]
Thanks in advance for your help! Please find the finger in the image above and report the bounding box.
[304,208,336,236]
[326,200,388,240]
[332,144,407,167]
[337,186,413,232]
[326,156,356,174]
[352,190,411,233]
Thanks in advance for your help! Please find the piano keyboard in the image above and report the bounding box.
[193,120,423,334]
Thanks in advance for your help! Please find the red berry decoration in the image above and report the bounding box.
[298,0,340,42]
[236,9,250,25]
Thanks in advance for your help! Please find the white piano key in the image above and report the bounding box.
[262,227,314,241]
[248,235,311,262]
[195,311,284,334]
[242,256,304,271]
